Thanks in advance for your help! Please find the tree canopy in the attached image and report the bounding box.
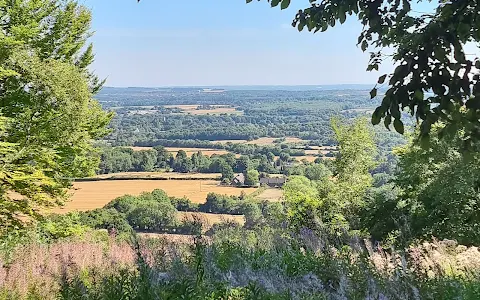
[250,0,480,148]
[0,0,112,232]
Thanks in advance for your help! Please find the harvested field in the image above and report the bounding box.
[294,156,319,163]
[256,188,284,202]
[211,139,248,144]
[163,105,242,115]
[178,212,245,226]
[128,147,232,157]
[304,149,334,155]
[52,180,257,213]
[212,137,306,146]
[308,146,338,151]
[165,147,231,157]
[130,146,155,151]
[93,172,221,180]
[246,137,305,145]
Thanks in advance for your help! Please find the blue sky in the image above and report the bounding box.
[81,0,394,87]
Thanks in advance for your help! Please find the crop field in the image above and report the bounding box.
[51,180,257,213]
[304,149,335,155]
[256,188,284,202]
[93,172,221,180]
[164,147,232,157]
[163,104,242,115]
[178,212,245,226]
[212,137,306,145]
[129,146,233,157]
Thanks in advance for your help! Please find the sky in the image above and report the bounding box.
[80,0,397,87]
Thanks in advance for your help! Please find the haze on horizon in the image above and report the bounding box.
[82,0,397,87]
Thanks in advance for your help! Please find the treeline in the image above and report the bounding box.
[98,145,324,177]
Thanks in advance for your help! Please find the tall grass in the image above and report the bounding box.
[1,227,480,299]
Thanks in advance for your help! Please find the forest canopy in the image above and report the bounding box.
[250,0,480,148]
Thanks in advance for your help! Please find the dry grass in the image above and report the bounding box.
[165,147,231,157]
[128,146,232,157]
[256,188,284,202]
[178,212,245,226]
[211,139,249,144]
[163,105,242,115]
[293,156,318,163]
[0,237,136,297]
[129,146,155,151]
[94,172,221,180]
[304,149,333,155]
[51,180,257,213]
[246,137,303,145]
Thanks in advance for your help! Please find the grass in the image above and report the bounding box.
[93,172,222,180]
[256,188,284,202]
[163,105,243,115]
[51,180,258,213]
[3,228,480,299]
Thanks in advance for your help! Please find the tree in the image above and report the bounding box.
[244,169,260,187]
[153,145,172,169]
[0,0,112,233]
[392,128,480,245]
[220,163,235,181]
[304,163,331,181]
[323,117,378,231]
[250,0,480,146]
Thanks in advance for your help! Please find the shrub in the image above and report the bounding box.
[127,202,177,232]
[80,208,132,233]
[170,197,199,212]
[199,193,240,214]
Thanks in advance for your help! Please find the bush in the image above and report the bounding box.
[38,213,91,240]
[127,201,177,232]
[80,208,132,233]
[199,193,240,214]
[170,197,199,212]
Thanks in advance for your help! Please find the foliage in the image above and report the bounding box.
[244,169,259,187]
[253,0,480,146]
[393,128,480,245]
[323,117,378,231]
[0,0,112,233]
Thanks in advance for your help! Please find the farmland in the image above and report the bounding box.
[256,188,284,202]
[163,104,243,115]
[52,180,257,213]
[211,136,306,146]
[129,146,234,157]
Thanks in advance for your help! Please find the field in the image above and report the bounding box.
[256,188,284,202]
[129,146,234,157]
[163,104,242,115]
[52,180,257,213]
[93,172,221,180]
[212,137,306,145]
[178,211,245,226]
[164,147,232,157]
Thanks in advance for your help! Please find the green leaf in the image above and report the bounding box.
[371,107,382,125]
[271,0,281,7]
[378,74,387,84]
[393,119,404,134]
[246,0,253,3]
[280,0,290,10]
[414,90,424,100]
[384,114,392,129]
[370,88,377,99]
[361,40,368,51]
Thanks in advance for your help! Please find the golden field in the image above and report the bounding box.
[163,104,242,115]
[52,180,257,213]
[129,146,233,157]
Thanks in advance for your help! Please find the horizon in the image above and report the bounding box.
[83,0,398,87]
